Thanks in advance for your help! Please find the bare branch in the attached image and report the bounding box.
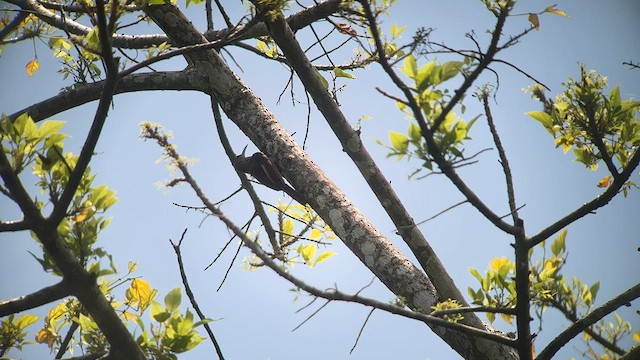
[0,280,72,317]
[210,96,280,255]
[527,146,640,248]
[537,283,640,360]
[360,0,520,237]
[5,0,343,49]
[0,219,31,232]
[47,0,120,225]
[479,88,519,221]
[9,71,197,123]
[170,229,225,360]
[0,9,28,42]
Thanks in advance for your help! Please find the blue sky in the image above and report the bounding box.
[1,0,639,359]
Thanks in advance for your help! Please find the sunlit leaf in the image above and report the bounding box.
[400,54,417,80]
[26,58,39,76]
[314,251,336,264]
[389,131,408,152]
[501,313,513,325]
[551,229,566,256]
[309,229,322,240]
[164,287,182,312]
[408,122,421,142]
[35,327,57,347]
[489,257,510,270]
[333,67,354,79]
[526,111,554,134]
[299,244,316,263]
[528,13,540,30]
[390,22,407,38]
[597,175,612,188]
[545,5,567,17]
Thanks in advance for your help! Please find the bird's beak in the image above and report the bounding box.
[241,145,248,158]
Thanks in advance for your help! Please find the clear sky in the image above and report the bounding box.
[1,1,639,359]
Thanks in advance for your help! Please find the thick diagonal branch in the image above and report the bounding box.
[143,1,438,326]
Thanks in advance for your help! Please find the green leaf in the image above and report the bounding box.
[389,23,407,38]
[38,120,65,138]
[609,85,621,108]
[14,113,38,140]
[389,131,408,152]
[438,61,463,84]
[589,281,600,302]
[185,0,205,7]
[486,312,495,323]
[416,60,436,91]
[551,229,567,256]
[526,111,555,135]
[165,288,182,312]
[469,267,483,283]
[151,301,170,322]
[408,122,422,142]
[400,54,417,80]
[299,244,316,263]
[14,314,39,329]
[333,67,354,79]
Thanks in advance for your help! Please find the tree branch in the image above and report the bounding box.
[47,0,119,225]
[360,0,520,237]
[9,71,197,123]
[145,128,517,349]
[537,283,640,360]
[6,0,343,49]
[480,89,519,220]
[0,9,28,41]
[545,298,626,355]
[263,2,516,359]
[0,280,72,317]
[527,146,640,248]
[143,3,440,333]
[0,219,31,232]
[170,229,225,360]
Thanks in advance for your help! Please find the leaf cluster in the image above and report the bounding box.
[467,230,635,356]
[1,114,117,275]
[0,314,39,355]
[381,55,478,175]
[527,66,640,179]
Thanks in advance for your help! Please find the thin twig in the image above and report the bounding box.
[350,308,375,354]
[170,229,225,360]
[480,88,518,221]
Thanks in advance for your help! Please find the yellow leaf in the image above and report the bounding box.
[128,278,155,310]
[121,311,138,321]
[501,313,513,325]
[632,331,640,342]
[545,6,567,17]
[315,251,336,264]
[282,219,294,235]
[35,327,57,347]
[597,175,612,188]
[26,58,40,76]
[47,302,67,325]
[309,229,322,240]
[528,13,540,30]
[489,256,510,270]
[300,244,316,263]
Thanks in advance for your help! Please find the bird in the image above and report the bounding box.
[235,146,307,204]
